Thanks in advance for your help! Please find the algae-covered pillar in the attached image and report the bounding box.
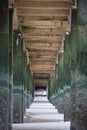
[9,8,13,130]
[0,0,12,129]
[71,0,87,130]
[70,9,77,130]
[48,79,50,100]
[13,31,24,123]
[57,52,64,113]
[50,70,56,97]
[63,34,71,121]
[58,52,64,90]
[54,63,58,94]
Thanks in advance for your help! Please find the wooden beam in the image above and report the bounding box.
[25,43,59,51]
[33,73,50,79]
[17,8,70,16]
[35,83,47,87]
[30,61,55,66]
[22,28,68,36]
[28,51,57,57]
[31,70,52,74]
[34,79,48,84]
[23,36,63,43]
[18,15,68,21]
[28,47,59,52]
[19,20,69,29]
[25,43,60,49]
[14,1,72,8]
[31,64,54,70]
[30,57,56,62]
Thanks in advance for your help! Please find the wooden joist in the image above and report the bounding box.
[19,20,69,29]
[34,79,48,85]
[30,61,55,66]
[22,28,67,36]
[18,15,68,21]
[29,57,56,62]
[25,43,60,48]
[14,1,72,8]
[28,51,57,57]
[31,70,52,74]
[23,36,63,43]
[33,73,50,79]
[35,83,47,87]
[17,8,70,16]
[31,64,54,70]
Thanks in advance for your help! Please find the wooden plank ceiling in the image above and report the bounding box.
[10,0,75,87]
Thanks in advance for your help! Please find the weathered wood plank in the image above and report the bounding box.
[14,1,72,8]
[17,8,69,15]
[25,43,60,48]
[30,61,55,66]
[31,64,54,70]
[23,36,63,43]
[28,51,57,57]
[22,28,69,36]
[25,43,59,51]
[35,83,47,86]
[30,57,56,62]
[33,73,50,79]
[31,70,52,74]
[20,20,69,29]
[18,15,68,21]
[34,79,48,84]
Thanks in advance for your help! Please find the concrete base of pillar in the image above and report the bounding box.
[0,86,10,130]
[64,87,71,121]
[13,87,24,123]
[26,94,29,108]
[71,76,87,130]
[50,91,64,114]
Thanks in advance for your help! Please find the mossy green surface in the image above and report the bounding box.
[64,35,71,85]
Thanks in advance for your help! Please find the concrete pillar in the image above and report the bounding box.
[50,52,64,113]
[64,34,71,85]
[0,1,12,130]
[13,87,24,123]
[9,8,13,130]
[71,1,87,129]
[64,87,71,121]
[55,64,58,93]
[58,52,65,90]
[13,32,24,123]
[26,94,30,108]
[70,9,77,130]
[48,79,50,99]
[63,34,71,121]
[56,90,64,114]
[49,73,55,96]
